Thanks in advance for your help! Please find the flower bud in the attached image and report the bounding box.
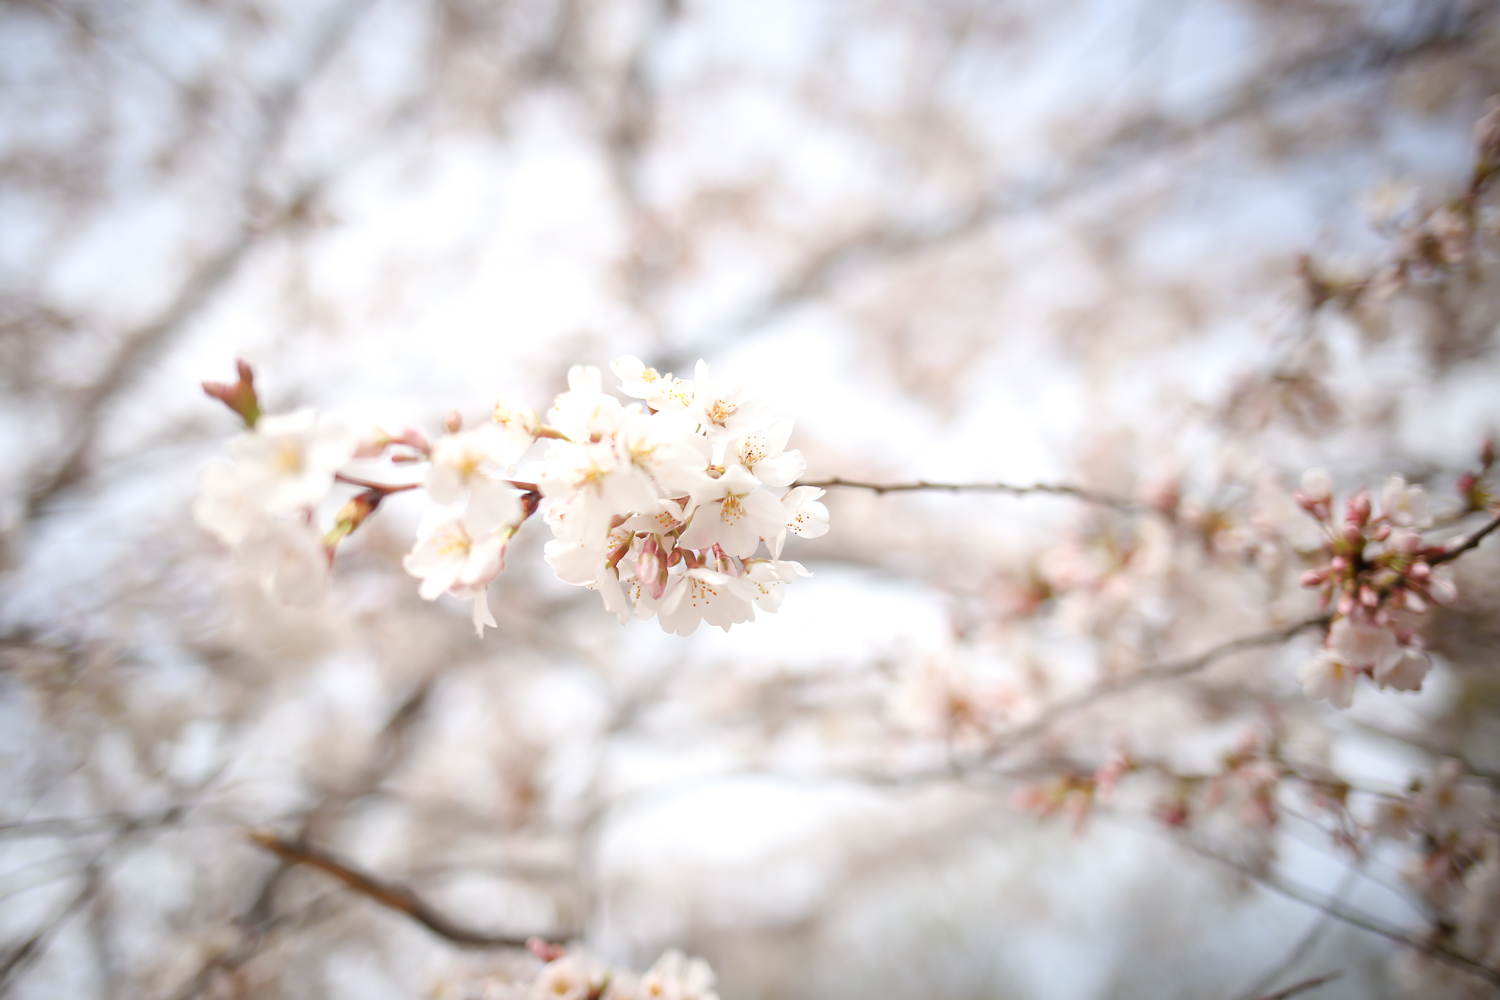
[1372,523,1391,541]
[1301,468,1333,505]
[201,358,262,428]
[1346,491,1371,527]
[445,410,463,433]
[1300,568,1327,588]
[1360,585,1378,608]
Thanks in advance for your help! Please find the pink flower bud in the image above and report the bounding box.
[444,410,462,433]
[1330,555,1347,572]
[1347,491,1371,526]
[1372,523,1391,541]
[1300,568,1327,588]
[1458,471,1478,495]
[1409,561,1431,580]
[1337,593,1355,617]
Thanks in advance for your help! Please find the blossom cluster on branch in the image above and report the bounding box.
[193,357,829,635]
[1292,469,1467,708]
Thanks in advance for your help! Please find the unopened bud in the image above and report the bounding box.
[1337,593,1355,617]
[1343,523,1364,545]
[444,410,462,434]
[1300,568,1327,588]
[1346,491,1371,526]
[201,358,261,428]
[1458,472,1478,495]
[1360,585,1378,608]
[324,490,382,548]
[1409,561,1431,580]
[352,428,391,459]
[1330,555,1348,572]
[1372,523,1392,541]
[1483,437,1496,471]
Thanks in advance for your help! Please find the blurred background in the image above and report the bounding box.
[4,0,1500,997]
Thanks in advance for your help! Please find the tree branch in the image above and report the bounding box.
[1431,509,1500,565]
[245,832,532,949]
[794,476,1153,514]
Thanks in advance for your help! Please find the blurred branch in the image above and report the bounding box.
[1431,509,1500,565]
[664,1,1497,362]
[246,831,531,948]
[796,476,1154,514]
[19,0,382,524]
[0,862,103,996]
[974,614,1331,766]
[1246,972,1342,1000]
[1180,835,1500,989]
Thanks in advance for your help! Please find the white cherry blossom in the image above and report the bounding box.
[426,425,529,529]
[689,360,770,441]
[729,417,805,487]
[679,464,787,558]
[634,950,720,1000]
[1375,645,1431,692]
[1296,650,1357,709]
[226,407,357,514]
[236,517,331,607]
[656,568,755,635]
[771,485,830,557]
[192,461,264,547]
[403,506,513,634]
[1382,474,1433,528]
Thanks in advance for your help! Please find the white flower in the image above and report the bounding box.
[609,355,698,412]
[1415,759,1493,834]
[193,461,263,547]
[1301,468,1333,505]
[636,950,719,1000]
[770,486,830,557]
[1374,645,1431,692]
[656,568,755,635]
[618,409,711,496]
[548,365,625,440]
[426,426,528,529]
[1328,617,1399,674]
[403,507,513,634]
[689,360,770,441]
[529,954,601,1000]
[1382,474,1433,528]
[236,517,331,607]
[538,439,658,536]
[226,407,357,514]
[729,417,805,488]
[1296,650,1357,709]
[742,558,810,613]
[679,464,787,558]
[492,394,541,440]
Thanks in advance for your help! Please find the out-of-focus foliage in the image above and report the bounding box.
[5,1,1500,998]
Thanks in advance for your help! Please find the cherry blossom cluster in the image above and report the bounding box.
[1293,470,1457,709]
[192,357,829,636]
[1371,761,1498,973]
[442,944,719,1000]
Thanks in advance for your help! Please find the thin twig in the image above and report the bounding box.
[1431,510,1500,565]
[1178,836,1500,988]
[246,832,531,949]
[1246,971,1342,1000]
[973,614,1330,765]
[794,476,1150,514]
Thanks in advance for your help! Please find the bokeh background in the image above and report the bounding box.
[4,1,1500,997]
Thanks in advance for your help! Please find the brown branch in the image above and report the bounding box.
[1247,972,1342,1000]
[246,832,531,949]
[658,5,1497,366]
[972,614,1331,766]
[795,476,1151,514]
[1431,509,1500,565]
[1178,835,1500,989]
